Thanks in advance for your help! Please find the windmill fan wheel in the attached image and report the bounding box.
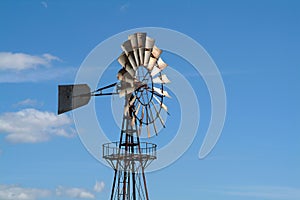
[117,32,171,136]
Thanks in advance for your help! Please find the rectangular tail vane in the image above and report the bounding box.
[58,84,91,114]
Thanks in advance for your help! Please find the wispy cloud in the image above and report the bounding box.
[120,2,129,12]
[56,186,95,199]
[0,52,60,71]
[217,185,300,199]
[0,184,101,200]
[41,1,48,8]
[0,52,76,83]
[0,108,75,143]
[13,99,44,108]
[0,185,51,200]
[93,181,105,193]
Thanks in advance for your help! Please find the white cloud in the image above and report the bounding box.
[219,185,300,199]
[0,185,51,200]
[14,99,43,108]
[56,186,95,199]
[0,108,75,143]
[0,52,60,71]
[93,181,105,193]
[0,184,99,200]
[0,52,76,83]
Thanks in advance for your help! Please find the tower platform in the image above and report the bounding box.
[103,142,157,172]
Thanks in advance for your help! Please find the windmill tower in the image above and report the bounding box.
[58,32,170,200]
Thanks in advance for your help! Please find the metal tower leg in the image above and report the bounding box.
[103,96,156,200]
[107,114,149,200]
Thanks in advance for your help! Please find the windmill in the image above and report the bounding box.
[58,32,171,200]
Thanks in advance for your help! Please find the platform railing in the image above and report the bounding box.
[102,142,157,161]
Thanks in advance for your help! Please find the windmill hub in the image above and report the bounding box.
[135,67,153,106]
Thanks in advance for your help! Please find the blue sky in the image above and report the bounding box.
[0,0,300,200]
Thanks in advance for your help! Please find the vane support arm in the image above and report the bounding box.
[58,82,118,115]
[92,82,118,96]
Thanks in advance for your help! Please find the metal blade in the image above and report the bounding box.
[58,84,91,114]
[117,68,134,85]
[152,45,162,58]
[153,87,171,98]
[147,57,157,71]
[152,118,158,136]
[147,46,162,71]
[147,124,150,138]
[138,106,145,136]
[135,102,141,116]
[152,74,171,84]
[128,33,140,66]
[143,37,155,67]
[148,104,158,135]
[146,106,150,138]
[153,95,168,113]
[151,100,166,128]
[121,40,137,70]
[141,105,145,121]
[118,53,135,77]
[137,32,146,65]
[151,57,168,77]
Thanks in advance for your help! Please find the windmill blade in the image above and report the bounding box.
[148,105,158,135]
[147,124,151,138]
[147,57,156,71]
[138,106,145,136]
[152,45,163,59]
[128,33,140,66]
[152,74,171,84]
[118,53,135,77]
[153,86,171,98]
[146,106,151,138]
[147,46,162,71]
[58,84,91,114]
[152,117,158,136]
[153,95,168,113]
[135,102,141,116]
[151,57,168,77]
[121,40,137,70]
[137,32,146,65]
[143,37,155,67]
[141,102,145,120]
[151,100,166,128]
